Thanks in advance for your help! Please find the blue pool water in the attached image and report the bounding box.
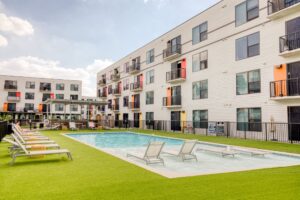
[67,132,183,148]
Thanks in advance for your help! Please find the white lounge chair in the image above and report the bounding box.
[162,140,198,161]
[10,134,72,165]
[12,128,56,145]
[127,141,165,165]
[197,145,238,157]
[69,122,79,131]
[233,147,269,157]
[88,121,96,130]
[13,124,43,136]
[12,126,50,141]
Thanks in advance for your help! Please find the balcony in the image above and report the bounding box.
[163,44,182,61]
[279,31,300,57]
[268,0,300,19]
[98,79,106,86]
[112,104,120,112]
[112,88,121,96]
[4,84,17,90]
[130,82,143,92]
[270,78,300,100]
[166,68,186,83]
[7,96,21,102]
[98,91,107,99]
[111,74,120,82]
[129,102,140,111]
[162,96,182,108]
[128,63,140,75]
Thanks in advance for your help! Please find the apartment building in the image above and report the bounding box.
[97,0,300,140]
[0,75,82,121]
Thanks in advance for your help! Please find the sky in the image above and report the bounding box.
[0,0,218,96]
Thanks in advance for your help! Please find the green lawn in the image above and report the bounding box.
[1,129,300,200]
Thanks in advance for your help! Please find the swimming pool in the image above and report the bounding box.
[66,132,300,178]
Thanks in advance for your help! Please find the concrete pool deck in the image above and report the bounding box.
[64,132,300,178]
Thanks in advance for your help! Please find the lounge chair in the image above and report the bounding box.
[197,145,238,157]
[88,121,96,130]
[233,147,269,157]
[127,141,165,165]
[13,124,42,136]
[12,126,50,141]
[12,128,56,145]
[162,140,198,161]
[9,134,72,165]
[69,122,79,131]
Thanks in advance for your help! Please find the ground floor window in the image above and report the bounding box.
[55,104,64,112]
[193,110,208,128]
[146,112,154,125]
[237,107,261,132]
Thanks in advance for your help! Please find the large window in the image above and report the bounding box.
[146,49,155,64]
[25,92,35,100]
[236,32,260,60]
[236,69,260,95]
[235,0,259,27]
[55,104,64,111]
[192,51,208,72]
[237,108,262,132]
[193,110,208,129]
[25,81,35,89]
[146,112,154,126]
[146,69,154,85]
[56,83,65,90]
[40,82,51,91]
[146,91,154,105]
[124,62,129,73]
[56,94,64,100]
[70,104,78,112]
[192,22,208,45]
[123,96,129,107]
[70,95,78,100]
[123,79,129,91]
[24,103,34,111]
[70,84,79,91]
[192,80,208,100]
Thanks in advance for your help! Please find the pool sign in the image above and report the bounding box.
[208,122,217,134]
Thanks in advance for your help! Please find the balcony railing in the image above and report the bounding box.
[128,63,140,74]
[7,96,21,101]
[111,74,120,82]
[129,102,140,110]
[113,88,121,96]
[98,79,106,86]
[166,68,186,83]
[4,84,17,90]
[162,96,182,107]
[130,82,143,92]
[270,78,300,98]
[279,31,300,54]
[98,91,107,98]
[268,0,300,15]
[163,44,182,61]
[112,104,120,112]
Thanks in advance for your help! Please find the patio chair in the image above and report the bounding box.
[10,134,72,165]
[12,126,50,141]
[88,121,96,130]
[69,122,79,131]
[232,147,269,157]
[14,124,43,136]
[162,140,198,161]
[12,128,56,145]
[127,141,165,165]
[197,145,238,157]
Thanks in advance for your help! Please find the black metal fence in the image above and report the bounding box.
[268,0,300,15]
[279,31,300,53]
[270,78,300,97]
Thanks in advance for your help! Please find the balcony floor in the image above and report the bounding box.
[268,3,300,20]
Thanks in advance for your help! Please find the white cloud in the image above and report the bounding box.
[0,56,113,96]
[0,34,7,47]
[0,13,34,36]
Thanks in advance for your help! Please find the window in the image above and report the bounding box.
[236,69,260,95]
[192,80,208,100]
[42,93,51,101]
[123,79,129,91]
[146,49,155,64]
[123,96,129,107]
[56,83,65,90]
[192,51,208,72]
[193,110,208,129]
[55,104,64,111]
[146,112,154,126]
[146,69,154,85]
[108,99,112,109]
[70,84,79,91]
[237,108,262,132]
[146,91,154,105]
[192,22,208,45]
[40,83,51,91]
[26,81,35,89]
[25,92,34,100]
[70,104,78,112]
[24,103,34,111]
[108,85,112,94]
[124,62,129,73]
[235,0,259,27]
[70,95,78,100]
[56,94,64,100]
[4,80,17,89]
[236,32,260,60]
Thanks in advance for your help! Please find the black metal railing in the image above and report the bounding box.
[162,96,182,107]
[128,63,140,74]
[113,88,121,95]
[166,68,186,82]
[163,44,182,60]
[270,78,300,97]
[129,102,140,110]
[98,91,107,98]
[268,0,300,15]
[4,84,17,90]
[98,79,106,85]
[0,121,11,142]
[130,82,143,91]
[280,31,300,53]
[111,74,120,81]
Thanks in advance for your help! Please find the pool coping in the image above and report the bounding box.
[61,131,300,179]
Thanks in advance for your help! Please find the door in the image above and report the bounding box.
[134,94,140,108]
[171,111,181,131]
[115,114,119,127]
[123,113,128,127]
[288,106,300,141]
[286,17,300,51]
[171,86,181,105]
[134,113,140,128]
[287,61,300,96]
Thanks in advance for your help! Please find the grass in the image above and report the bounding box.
[0,129,300,200]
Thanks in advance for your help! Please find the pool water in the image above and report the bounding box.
[66,132,300,178]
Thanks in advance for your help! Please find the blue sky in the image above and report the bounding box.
[0,0,218,95]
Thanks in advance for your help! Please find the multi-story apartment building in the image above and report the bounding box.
[97,0,300,140]
[0,75,82,121]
